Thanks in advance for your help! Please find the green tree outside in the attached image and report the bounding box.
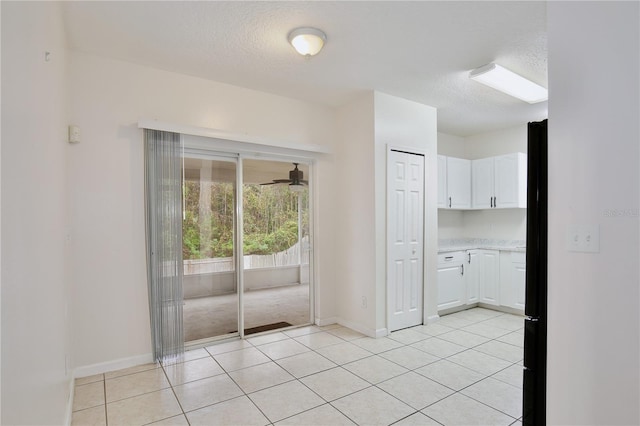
[182,181,308,259]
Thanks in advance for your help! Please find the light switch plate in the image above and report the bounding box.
[68,125,80,143]
[566,225,580,251]
[581,225,600,253]
[567,224,600,253]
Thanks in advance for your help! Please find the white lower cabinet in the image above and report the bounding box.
[500,251,526,311]
[512,259,526,310]
[437,248,525,314]
[437,252,466,311]
[478,250,500,306]
[465,250,479,304]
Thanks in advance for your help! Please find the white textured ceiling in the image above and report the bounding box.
[62,1,548,136]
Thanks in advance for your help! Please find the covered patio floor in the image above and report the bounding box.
[183,283,310,342]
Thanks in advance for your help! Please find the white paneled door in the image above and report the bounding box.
[388,149,424,332]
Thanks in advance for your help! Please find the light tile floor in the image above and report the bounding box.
[72,307,524,426]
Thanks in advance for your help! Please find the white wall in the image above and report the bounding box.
[1,2,71,424]
[333,92,438,335]
[547,2,639,424]
[334,93,376,333]
[437,210,465,240]
[437,132,466,158]
[463,209,526,240]
[374,92,438,328]
[464,124,527,159]
[67,52,338,370]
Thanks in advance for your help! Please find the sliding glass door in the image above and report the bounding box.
[182,156,239,342]
[181,153,312,343]
[242,159,311,335]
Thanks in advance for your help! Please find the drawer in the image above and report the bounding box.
[438,251,465,265]
[511,251,526,263]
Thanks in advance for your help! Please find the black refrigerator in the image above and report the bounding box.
[523,119,548,425]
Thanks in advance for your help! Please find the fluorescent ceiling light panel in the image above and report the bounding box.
[469,63,548,104]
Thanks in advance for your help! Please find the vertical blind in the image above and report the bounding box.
[144,129,184,362]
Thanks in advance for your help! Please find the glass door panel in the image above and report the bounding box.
[242,159,311,335]
[182,156,239,342]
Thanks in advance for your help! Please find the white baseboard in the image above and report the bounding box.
[375,328,389,338]
[336,318,376,338]
[425,314,440,324]
[73,352,154,379]
[64,376,75,426]
[317,316,387,339]
[315,316,339,327]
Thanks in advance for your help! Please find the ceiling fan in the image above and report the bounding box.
[260,163,308,190]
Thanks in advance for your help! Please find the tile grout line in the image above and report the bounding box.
[274,367,355,424]
[159,360,191,426]
[103,374,108,426]
[217,350,278,425]
[213,328,367,424]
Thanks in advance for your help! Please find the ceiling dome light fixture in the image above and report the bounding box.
[288,27,326,57]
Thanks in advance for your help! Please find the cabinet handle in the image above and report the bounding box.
[449,197,452,208]
[494,196,497,208]
[490,197,493,208]
[468,253,471,263]
[445,256,453,261]
[461,264,464,275]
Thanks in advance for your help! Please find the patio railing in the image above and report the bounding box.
[183,236,310,275]
[182,237,310,299]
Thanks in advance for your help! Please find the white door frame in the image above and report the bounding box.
[386,145,426,332]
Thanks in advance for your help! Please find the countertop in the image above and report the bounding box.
[438,238,526,253]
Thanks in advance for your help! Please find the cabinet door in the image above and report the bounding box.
[446,157,471,209]
[437,262,465,311]
[494,153,526,208]
[437,155,447,208]
[471,158,494,209]
[511,261,526,311]
[465,250,479,304]
[479,250,500,305]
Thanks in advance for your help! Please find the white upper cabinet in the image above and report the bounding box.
[472,153,527,209]
[471,157,494,209]
[438,155,471,209]
[437,155,447,208]
[494,153,527,208]
[447,157,471,209]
